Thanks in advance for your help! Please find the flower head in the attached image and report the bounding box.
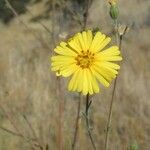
[51,30,122,95]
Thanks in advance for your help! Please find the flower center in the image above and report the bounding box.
[75,50,95,68]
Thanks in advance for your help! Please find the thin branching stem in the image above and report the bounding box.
[104,77,117,150]
[83,0,92,29]
[56,76,64,150]
[0,126,25,138]
[85,94,96,150]
[104,19,123,150]
[22,114,44,149]
[0,126,43,149]
[5,0,28,28]
[26,7,52,35]
[72,94,82,150]
[0,105,44,149]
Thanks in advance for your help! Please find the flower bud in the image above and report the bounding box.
[109,0,119,20]
[109,4,119,20]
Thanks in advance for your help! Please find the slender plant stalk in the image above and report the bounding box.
[22,114,42,145]
[26,7,52,35]
[83,0,92,29]
[104,77,117,150]
[85,94,96,150]
[0,126,43,149]
[114,20,119,45]
[104,19,123,150]
[72,94,82,150]
[5,0,28,28]
[51,2,64,150]
[56,77,64,150]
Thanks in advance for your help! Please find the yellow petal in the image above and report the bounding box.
[68,69,80,91]
[60,42,67,47]
[51,56,75,62]
[86,30,93,49]
[76,69,83,92]
[68,39,82,53]
[54,46,77,56]
[94,62,118,74]
[60,64,79,77]
[90,32,106,52]
[100,56,122,61]
[51,66,60,71]
[99,62,120,70]
[86,69,94,95]
[95,37,111,52]
[90,66,110,87]
[56,71,61,76]
[77,33,86,51]
[82,69,89,95]
[90,69,100,93]
[82,31,88,51]
[93,64,116,81]
[99,46,120,56]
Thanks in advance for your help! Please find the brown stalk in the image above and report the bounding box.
[72,94,82,150]
[56,77,64,150]
[85,94,96,150]
[5,0,28,29]
[52,2,65,150]
[104,20,123,150]
[26,7,52,35]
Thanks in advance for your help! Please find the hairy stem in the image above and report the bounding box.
[72,94,82,150]
[104,19,123,150]
[56,77,64,150]
[85,94,96,150]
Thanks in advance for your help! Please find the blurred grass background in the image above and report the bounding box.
[0,0,150,149]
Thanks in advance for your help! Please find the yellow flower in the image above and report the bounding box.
[51,30,122,95]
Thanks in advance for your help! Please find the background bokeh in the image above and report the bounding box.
[0,0,150,149]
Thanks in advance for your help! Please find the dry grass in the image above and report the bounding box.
[0,0,150,149]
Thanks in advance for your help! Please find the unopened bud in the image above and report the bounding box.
[109,0,119,20]
[109,4,119,20]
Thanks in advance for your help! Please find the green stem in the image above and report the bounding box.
[104,19,123,150]
[85,94,96,150]
[72,94,82,150]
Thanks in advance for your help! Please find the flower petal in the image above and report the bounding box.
[77,33,86,51]
[90,32,105,52]
[60,64,79,77]
[54,46,77,56]
[86,30,93,49]
[90,66,110,87]
[86,69,94,95]
[82,31,88,51]
[68,68,80,91]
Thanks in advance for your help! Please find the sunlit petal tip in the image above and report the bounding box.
[56,72,61,76]
[60,42,67,47]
